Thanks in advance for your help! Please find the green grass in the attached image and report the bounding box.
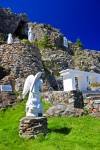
[0,100,100,150]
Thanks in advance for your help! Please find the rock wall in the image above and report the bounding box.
[0,8,100,92]
[44,90,84,117]
[42,90,83,105]
[72,45,100,73]
[0,8,28,37]
[0,43,44,91]
[19,117,48,138]
[30,23,73,78]
[31,23,64,48]
[0,92,16,109]
[42,48,72,76]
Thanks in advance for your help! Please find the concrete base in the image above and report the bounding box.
[19,116,48,138]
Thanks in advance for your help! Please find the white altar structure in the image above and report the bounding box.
[60,69,100,92]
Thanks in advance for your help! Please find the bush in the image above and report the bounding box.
[36,35,53,49]
[21,39,33,46]
[76,38,83,48]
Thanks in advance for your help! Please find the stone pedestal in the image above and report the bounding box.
[19,116,48,138]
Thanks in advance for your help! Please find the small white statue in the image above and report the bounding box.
[22,72,43,117]
[28,26,34,42]
[7,33,13,44]
[63,36,68,48]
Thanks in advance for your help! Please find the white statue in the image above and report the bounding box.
[7,33,13,44]
[22,72,43,117]
[28,26,34,42]
[63,36,68,48]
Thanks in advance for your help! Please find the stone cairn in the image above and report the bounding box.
[19,116,48,138]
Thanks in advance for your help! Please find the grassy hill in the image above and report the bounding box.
[0,100,100,150]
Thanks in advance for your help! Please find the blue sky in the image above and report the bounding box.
[0,0,100,50]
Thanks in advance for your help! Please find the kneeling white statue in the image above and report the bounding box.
[22,72,43,117]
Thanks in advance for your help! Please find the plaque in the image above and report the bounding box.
[0,84,12,92]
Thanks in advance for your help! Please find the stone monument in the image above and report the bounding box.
[19,72,48,138]
[7,33,13,44]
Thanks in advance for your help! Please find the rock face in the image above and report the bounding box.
[19,117,48,138]
[0,8,28,38]
[42,48,72,76]
[0,43,44,91]
[31,23,64,48]
[0,8,100,92]
[72,45,100,73]
[0,92,17,109]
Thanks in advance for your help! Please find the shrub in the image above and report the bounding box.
[76,38,83,48]
[21,39,33,46]
[36,35,53,49]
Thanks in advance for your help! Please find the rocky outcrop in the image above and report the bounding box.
[0,8,100,92]
[29,23,73,78]
[0,43,44,91]
[0,8,28,38]
[42,48,72,76]
[72,45,100,73]
[30,23,64,48]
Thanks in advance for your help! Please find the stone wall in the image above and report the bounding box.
[0,92,16,109]
[43,90,84,117]
[19,117,48,138]
[0,43,44,91]
[42,90,83,105]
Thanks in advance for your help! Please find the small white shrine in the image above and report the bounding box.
[60,69,100,92]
